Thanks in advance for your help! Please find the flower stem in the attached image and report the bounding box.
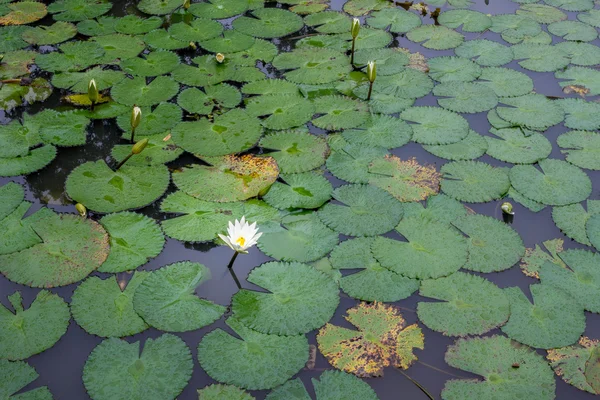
[396,368,434,400]
[350,38,356,65]
[130,127,136,143]
[367,81,374,101]
[227,251,239,270]
[228,267,242,290]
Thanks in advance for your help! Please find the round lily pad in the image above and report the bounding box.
[557,98,600,131]
[120,51,180,77]
[0,182,24,221]
[137,0,181,14]
[406,25,464,50]
[486,128,552,164]
[71,273,149,337]
[52,66,125,92]
[367,7,421,33]
[552,200,600,246]
[423,129,488,161]
[326,141,388,183]
[0,359,53,399]
[441,161,510,203]
[318,184,403,237]
[556,66,600,97]
[111,76,179,107]
[0,1,47,25]
[189,0,249,19]
[400,107,469,145]
[556,41,600,67]
[511,43,570,72]
[233,8,303,39]
[330,237,418,302]
[35,41,105,73]
[48,0,112,21]
[76,16,116,36]
[178,84,241,115]
[246,94,314,130]
[417,272,510,336]
[497,94,565,130]
[133,262,225,332]
[115,15,162,35]
[428,56,482,83]
[198,385,255,400]
[98,212,164,273]
[354,48,409,76]
[171,109,262,157]
[22,21,76,45]
[144,29,187,50]
[434,81,498,113]
[587,214,600,252]
[198,317,309,390]
[93,34,145,64]
[547,337,600,394]
[520,238,566,279]
[453,214,525,273]
[305,10,351,34]
[172,155,279,203]
[83,334,193,400]
[342,114,412,149]
[263,172,333,210]
[490,14,542,43]
[0,208,109,287]
[0,201,41,255]
[116,103,182,138]
[510,159,592,206]
[556,130,600,170]
[312,95,369,130]
[517,3,567,23]
[372,217,468,279]
[112,134,183,166]
[455,39,513,67]
[258,213,338,263]
[259,130,328,174]
[232,261,339,335]
[0,290,70,360]
[477,67,533,98]
[501,283,586,349]
[548,20,597,41]
[317,302,424,377]
[65,160,170,213]
[272,47,352,85]
[438,9,492,32]
[442,335,556,400]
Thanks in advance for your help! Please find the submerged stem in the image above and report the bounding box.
[367,81,374,101]
[130,127,136,143]
[350,38,356,65]
[396,368,434,400]
[227,251,239,270]
[228,266,242,290]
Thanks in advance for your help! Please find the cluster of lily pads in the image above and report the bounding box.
[2,0,600,398]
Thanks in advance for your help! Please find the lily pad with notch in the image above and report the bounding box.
[552,200,600,246]
[342,114,412,149]
[548,20,597,41]
[0,359,53,399]
[246,94,314,130]
[259,130,328,174]
[434,81,498,114]
[477,67,533,98]
[406,25,464,50]
[512,43,570,72]
[312,95,369,130]
[120,51,180,77]
[557,130,600,170]
[520,238,566,279]
[547,337,600,394]
[400,106,470,145]
[233,8,304,39]
[35,41,105,72]
[326,142,388,183]
[178,84,241,115]
[263,172,332,210]
[423,130,488,161]
[111,76,179,107]
[76,16,116,36]
[52,66,125,92]
[496,94,565,130]
[198,385,255,400]
[455,39,514,67]
[0,1,46,25]
[438,9,492,32]
[22,21,76,45]
[112,134,183,166]
[272,47,352,85]
[48,0,111,21]
[441,161,510,203]
[486,127,552,164]
[556,66,600,97]
[428,56,482,83]
[114,15,162,35]
[137,0,182,15]
[304,10,351,34]
[557,98,600,131]
[116,103,181,137]
[189,0,249,19]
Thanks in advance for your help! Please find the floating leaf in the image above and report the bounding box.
[372,217,468,279]
[198,317,309,390]
[343,0,392,16]
[455,39,514,67]
[326,142,388,183]
[477,67,533,98]
[0,1,46,25]
[556,67,600,97]
[354,68,433,101]
[305,10,351,33]
[71,273,149,337]
[417,272,510,336]
[189,0,249,19]
[548,20,597,41]
[133,262,225,332]
[552,200,600,246]
[367,8,421,33]
[272,47,352,85]
[52,66,125,92]
[330,237,418,302]
[259,130,328,174]
[512,43,569,72]
[577,8,600,26]
[318,184,403,237]
[111,76,179,107]
[557,130,600,170]
[490,14,542,43]
[354,48,409,76]
[317,302,424,377]
[423,129,488,161]
[0,291,70,360]
[246,94,314,130]
[115,15,162,35]
[178,84,240,115]
[0,208,109,287]
[0,77,52,113]
[555,41,600,67]
[112,134,183,166]
[65,161,170,213]
[510,159,592,206]
[232,261,338,335]
[83,334,193,400]
[35,41,105,72]
[171,108,262,157]
[406,25,464,50]
[144,29,187,50]
[438,9,492,32]
[400,106,469,145]
[233,8,303,39]
[172,54,264,86]
[428,56,482,83]
[0,201,40,255]
[442,335,556,400]
[486,127,552,164]
[198,385,255,400]
[403,193,470,225]
[434,81,498,113]
[548,337,600,394]
[0,182,24,221]
[312,95,369,130]
[520,238,565,278]
[93,33,145,64]
[0,50,35,79]
[0,359,53,399]
[0,26,30,52]
[263,172,332,210]
[258,213,338,263]
[441,160,510,203]
[137,0,181,14]
[98,212,164,273]
[76,16,116,36]
[22,21,76,45]
[496,94,565,130]
[120,51,180,77]
[342,114,412,149]
[116,103,181,138]
[48,0,111,21]
[587,214,600,252]
[557,98,600,131]
[173,154,279,203]
[453,214,525,273]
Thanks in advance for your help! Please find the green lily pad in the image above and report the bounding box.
[233,8,303,39]
[502,283,585,349]
[453,214,525,273]
[496,94,565,130]
[423,129,488,161]
[508,185,547,213]
[98,212,164,273]
[0,290,70,360]
[83,334,193,400]
[266,370,379,400]
[354,68,434,100]
[272,47,352,85]
[0,207,109,287]
[0,50,35,79]
[520,238,565,278]
[246,94,314,130]
[401,106,469,145]
[35,41,105,72]
[557,130,600,170]
[556,41,600,67]
[367,8,421,33]
[372,217,468,279]
[137,0,181,14]
[71,273,149,337]
[0,182,23,221]
[259,130,328,174]
[144,29,188,50]
[491,13,542,43]
[486,128,552,164]
[0,77,52,113]
[93,33,146,64]
[116,103,181,137]
[342,114,412,149]
[76,16,116,36]
[48,0,111,21]
[547,337,600,394]
[317,302,424,377]
[552,200,600,246]
[115,15,162,35]
[198,30,255,53]
[512,43,570,72]
[232,261,339,335]
[111,76,179,106]
[0,359,53,399]
[111,134,183,166]
[477,67,533,98]
[587,214,600,252]
[133,261,225,332]
[120,51,180,77]
[439,9,492,32]
[441,160,510,203]
[417,272,510,336]
[578,8,600,26]
[312,95,369,130]
[0,201,41,255]
[406,25,464,50]
[198,317,309,390]
[52,66,125,92]
[428,56,482,83]
[172,54,264,86]
[546,0,593,10]
[258,213,338,262]
[178,84,240,115]
[509,159,592,206]
[318,184,403,237]
[442,335,556,400]
[304,10,350,33]
[33,109,91,147]
[263,172,332,210]
[517,3,567,23]
[0,26,30,52]
[228,38,278,65]
[343,0,392,16]
[171,108,262,157]
[557,98,600,131]
[173,154,278,203]
[354,48,409,76]
[0,1,46,25]
[556,66,600,96]
[455,39,514,67]
[330,237,418,302]
[22,21,76,45]
[434,81,498,113]
[189,0,249,19]
[326,142,388,183]
[403,193,470,225]
[548,20,597,41]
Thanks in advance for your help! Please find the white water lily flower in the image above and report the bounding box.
[218,216,262,254]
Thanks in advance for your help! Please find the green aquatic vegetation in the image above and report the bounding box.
[0,359,53,399]
[548,337,600,394]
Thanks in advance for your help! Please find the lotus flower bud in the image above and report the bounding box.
[189,41,197,50]
[88,79,98,103]
[75,203,87,217]
[501,202,514,215]
[216,53,225,63]
[367,61,376,83]
[132,138,149,155]
[351,18,360,39]
[131,106,142,130]
[183,0,190,9]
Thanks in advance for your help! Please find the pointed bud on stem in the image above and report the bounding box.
[367,61,376,100]
[130,106,142,142]
[115,138,149,170]
[75,203,87,217]
[183,0,190,9]
[216,53,225,63]
[88,79,98,111]
[350,18,360,65]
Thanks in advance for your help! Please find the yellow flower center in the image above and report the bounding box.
[236,236,246,247]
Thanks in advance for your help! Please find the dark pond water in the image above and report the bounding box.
[2,0,600,399]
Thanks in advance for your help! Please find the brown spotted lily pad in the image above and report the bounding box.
[317,302,424,377]
[548,336,600,394]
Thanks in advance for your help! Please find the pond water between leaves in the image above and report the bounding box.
[1,0,600,398]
